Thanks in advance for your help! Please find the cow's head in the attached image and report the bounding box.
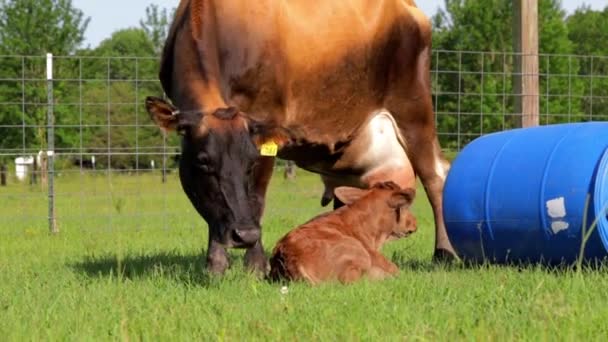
[145,96,281,248]
[334,181,417,242]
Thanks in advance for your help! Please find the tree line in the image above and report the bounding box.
[0,0,176,177]
[432,0,608,149]
[0,0,607,176]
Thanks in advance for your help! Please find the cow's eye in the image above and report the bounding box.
[176,123,190,136]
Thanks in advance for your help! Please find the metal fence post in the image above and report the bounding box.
[47,53,58,234]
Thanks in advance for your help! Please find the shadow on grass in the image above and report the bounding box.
[392,257,468,272]
[392,251,608,274]
[72,249,607,286]
[70,251,249,287]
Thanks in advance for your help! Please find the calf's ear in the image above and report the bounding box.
[387,188,415,209]
[146,96,179,132]
[334,186,368,205]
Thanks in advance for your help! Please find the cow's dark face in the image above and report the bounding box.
[145,97,267,248]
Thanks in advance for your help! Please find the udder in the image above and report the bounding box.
[320,110,416,206]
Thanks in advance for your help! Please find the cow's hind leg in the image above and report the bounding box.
[401,120,456,261]
[244,156,275,274]
[385,45,457,261]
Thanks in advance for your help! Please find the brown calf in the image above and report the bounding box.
[269,182,417,285]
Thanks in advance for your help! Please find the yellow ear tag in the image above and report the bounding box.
[260,141,278,156]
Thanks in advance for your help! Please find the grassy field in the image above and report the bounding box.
[1,168,608,340]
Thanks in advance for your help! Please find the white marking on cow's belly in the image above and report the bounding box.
[435,160,448,181]
[353,111,408,171]
[318,110,415,204]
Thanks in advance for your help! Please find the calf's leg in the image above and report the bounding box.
[334,248,372,284]
[367,251,400,280]
[337,262,366,284]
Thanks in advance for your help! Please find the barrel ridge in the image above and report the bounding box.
[537,126,576,240]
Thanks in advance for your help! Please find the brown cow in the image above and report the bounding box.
[269,182,417,284]
[146,0,455,274]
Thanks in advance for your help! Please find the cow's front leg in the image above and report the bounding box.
[207,238,230,274]
[244,156,275,274]
[244,240,268,275]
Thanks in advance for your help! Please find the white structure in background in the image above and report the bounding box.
[36,150,55,167]
[14,151,56,182]
[150,160,155,169]
[14,156,34,181]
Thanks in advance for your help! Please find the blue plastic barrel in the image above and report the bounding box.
[443,122,608,264]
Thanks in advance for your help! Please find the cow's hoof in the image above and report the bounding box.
[245,255,269,276]
[432,248,458,263]
[244,252,269,277]
[246,260,269,278]
[207,259,230,274]
[244,241,269,276]
[206,248,230,274]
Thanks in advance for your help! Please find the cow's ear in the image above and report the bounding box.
[247,117,289,148]
[146,96,179,132]
[334,186,369,205]
[387,188,415,209]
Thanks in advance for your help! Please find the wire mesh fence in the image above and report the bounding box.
[432,50,608,150]
[0,55,191,234]
[0,50,607,233]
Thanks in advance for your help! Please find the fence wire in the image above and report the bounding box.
[0,51,606,233]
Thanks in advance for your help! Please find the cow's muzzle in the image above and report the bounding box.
[229,225,261,247]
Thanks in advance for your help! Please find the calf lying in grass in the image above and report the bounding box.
[269,181,417,284]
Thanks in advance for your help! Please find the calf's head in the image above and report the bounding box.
[334,181,417,242]
[145,97,280,248]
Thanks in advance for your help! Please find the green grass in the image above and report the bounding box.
[1,169,608,340]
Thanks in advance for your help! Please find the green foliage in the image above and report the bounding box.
[0,0,89,164]
[432,0,512,52]
[431,0,587,150]
[140,4,175,54]
[0,0,89,55]
[69,28,176,169]
[0,1,179,171]
[95,28,156,58]
[567,5,608,120]
[567,5,608,56]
